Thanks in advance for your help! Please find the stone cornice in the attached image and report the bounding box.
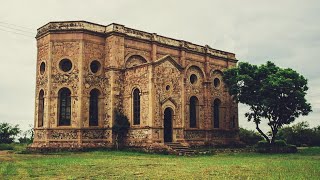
[37,21,237,62]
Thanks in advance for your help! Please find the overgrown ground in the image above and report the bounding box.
[0,145,319,179]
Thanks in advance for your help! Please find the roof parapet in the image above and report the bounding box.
[37,21,236,60]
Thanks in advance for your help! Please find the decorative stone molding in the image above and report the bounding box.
[36,21,237,61]
[32,21,239,150]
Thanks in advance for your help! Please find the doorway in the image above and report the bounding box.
[164,108,173,142]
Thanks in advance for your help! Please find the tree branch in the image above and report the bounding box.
[255,122,270,143]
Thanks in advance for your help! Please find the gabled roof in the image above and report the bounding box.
[152,55,184,71]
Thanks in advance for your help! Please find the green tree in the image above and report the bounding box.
[223,61,312,144]
[112,110,130,149]
[0,123,21,144]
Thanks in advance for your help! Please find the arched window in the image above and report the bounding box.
[89,89,100,126]
[38,90,44,127]
[213,99,221,128]
[133,89,140,125]
[58,88,71,126]
[189,96,198,128]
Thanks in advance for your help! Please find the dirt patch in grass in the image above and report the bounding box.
[0,150,10,155]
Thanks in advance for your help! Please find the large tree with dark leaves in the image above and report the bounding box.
[223,61,312,144]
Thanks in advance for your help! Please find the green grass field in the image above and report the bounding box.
[0,145,320,179]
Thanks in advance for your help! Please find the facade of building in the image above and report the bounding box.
[31,21,239,149]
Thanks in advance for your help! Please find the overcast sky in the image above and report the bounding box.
[0,0,319,132]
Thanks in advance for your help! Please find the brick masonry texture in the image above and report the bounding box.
[31,21,239,149]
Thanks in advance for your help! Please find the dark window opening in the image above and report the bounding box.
[89,89,100,126]
[38,90,44,127]
[164,108,173,142]
[133,89,140,125]
[214,78,220,88]
[213,99,221,128]
[189,96,198,128]
[40,62,45,75]
[90,60,101,73]
[190,74,198,84]
[59,59,72,72]
[59,88,71,126]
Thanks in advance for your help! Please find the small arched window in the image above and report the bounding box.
[213,99,221,128]
[58,88,71,126]
[38,90,44,127]
[133,89,140,125]
[189,96,198,128]
[89,89,100,126]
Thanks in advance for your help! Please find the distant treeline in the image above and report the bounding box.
[240,122,320,147]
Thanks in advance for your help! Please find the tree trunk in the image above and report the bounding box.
[255,122,270,143]
[270,128,278,144]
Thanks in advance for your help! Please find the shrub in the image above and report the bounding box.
[18,136,33,144]
[256,140,297,153]
[239,127,263,146]
[287,144,298,153]
[257,140,269,148]
[277,122,320,146]
[274,140,287,147]
[0,144,14,150]
[311,126,320,146]
[112,110,130,149]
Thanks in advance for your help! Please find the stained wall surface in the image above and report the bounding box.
[31,21,239,149]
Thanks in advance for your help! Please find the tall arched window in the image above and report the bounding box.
[38,90,44,127]
[133,89,140,125]
[213,99,221,128]
[58,88,71,126]
[189,96,198,128]
[89,89,100,126]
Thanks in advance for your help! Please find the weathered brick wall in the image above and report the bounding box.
[184,63,206,129]
[82,38,107,128]
[153,59,182,127]
[124,39,152,62]
[123,65,150,126]
[35,36,50,129]
[105,35,124,68]
[32,21,239,149]
[49,38,81,128]
[153,58,184,142]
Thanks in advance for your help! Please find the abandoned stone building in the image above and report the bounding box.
[31,21,239,150]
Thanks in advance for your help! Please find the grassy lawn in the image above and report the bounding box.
[0,145,319,179]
